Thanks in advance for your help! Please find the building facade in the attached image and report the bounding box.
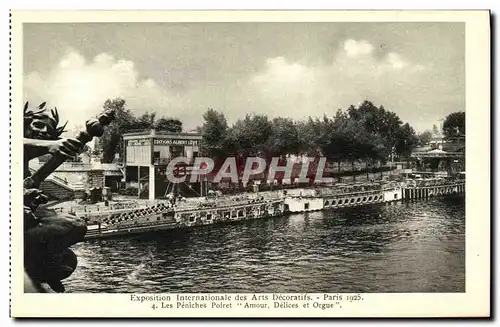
[411,135,465,175]
[123,130,203,201]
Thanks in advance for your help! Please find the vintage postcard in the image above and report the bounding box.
[10,10,490,318]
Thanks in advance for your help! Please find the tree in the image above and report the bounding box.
[296,118,321,156]
[317,110,350,170]
[131,112,156,131]
[91,144,102,157]
[155,117,182,133]
[342,101,405,163]
[267,117,300,157]
[230,114,273,158]
[432,124,440,135]
[442,111,465,138]
[201,108,230,157]
[98,98,135,163]
[395,123,419,160]
[417,130,433,145]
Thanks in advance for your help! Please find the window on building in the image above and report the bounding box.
[153,151,160,163]
[170,145,184,158]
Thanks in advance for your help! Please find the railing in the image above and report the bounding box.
[53,200,151,216]
[405,178,465,188]
[36,161,121,172]
[123,129,202,137]
[411,152,464,158]
[50,174,68,185]
[316,184,383,197]
[173,197,283,212]
[99,163,120,171]
[29,166,84,191]
[57,162,93,170]
[153,157,195,165]
[153,158,171,165]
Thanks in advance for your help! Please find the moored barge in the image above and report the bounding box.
[51,177,464,240]
[283,182,402,213]
[83,193,285,239]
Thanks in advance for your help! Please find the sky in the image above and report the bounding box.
[22,22,464,134]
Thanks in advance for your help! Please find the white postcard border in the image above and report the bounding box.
[10,10,490,318]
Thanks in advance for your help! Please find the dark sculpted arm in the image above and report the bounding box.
[24,138,83,161]
[24,138,55,160]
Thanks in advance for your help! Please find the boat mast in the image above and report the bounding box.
[201,172,204,197]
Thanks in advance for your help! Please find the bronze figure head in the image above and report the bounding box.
[24,102,68,140]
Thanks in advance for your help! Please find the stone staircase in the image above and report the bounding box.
[28,166,84,200]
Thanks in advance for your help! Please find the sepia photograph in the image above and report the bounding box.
[10,10,490,318]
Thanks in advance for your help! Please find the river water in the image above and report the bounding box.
[66,197,465,293]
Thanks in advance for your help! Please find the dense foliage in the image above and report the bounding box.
[442,111,465,138]
[202,100,419,167]
[96,98,442,168]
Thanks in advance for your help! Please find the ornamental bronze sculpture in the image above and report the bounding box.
[23,102,115,292]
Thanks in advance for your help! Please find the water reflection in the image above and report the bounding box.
[67,197,465,293]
